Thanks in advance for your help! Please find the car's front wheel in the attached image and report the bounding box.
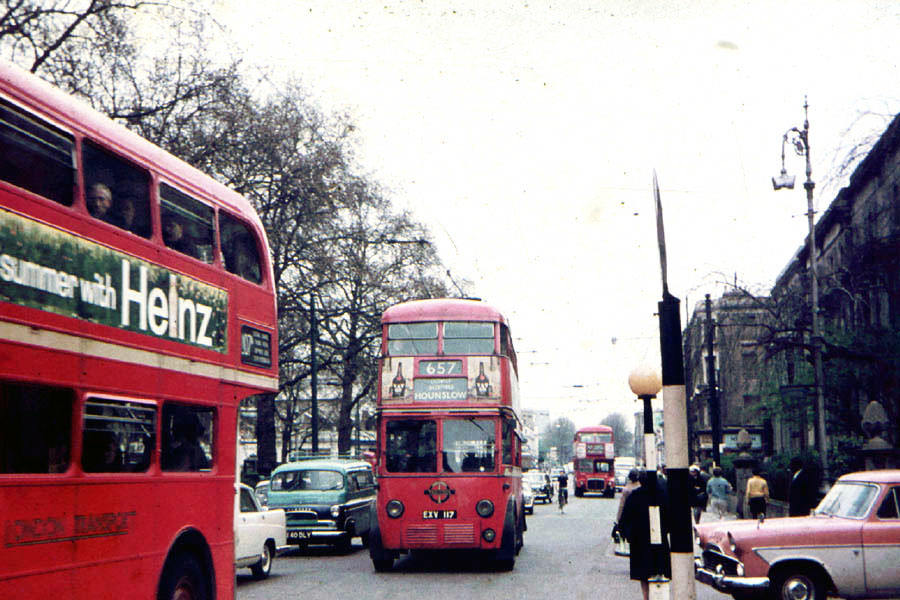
[335,533,353,554]
[250,541,274,580]
[771,566,827,600]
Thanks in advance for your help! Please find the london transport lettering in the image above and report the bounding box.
[4,511,137,547]
[0,209,226,351]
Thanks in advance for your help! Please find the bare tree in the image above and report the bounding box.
[542,417,576,466]
[601,413,634,457]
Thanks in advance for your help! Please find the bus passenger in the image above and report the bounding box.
[116,195,137,232]
[162,411,209,471]
[162,214,197,257]
[83,430,122,472]
[86,183,114,222]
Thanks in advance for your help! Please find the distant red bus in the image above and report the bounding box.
[0,62,278,599]
[369,298,525,571]
[573,425,615,497]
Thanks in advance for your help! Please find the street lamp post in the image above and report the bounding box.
[628,365,668,599]
[773,97,830,484]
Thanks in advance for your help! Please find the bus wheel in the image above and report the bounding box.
[495,508,517,571]
[373,557,394,572]
[158,553,208,600]
[368,525,395,571]
[515,510,524,554]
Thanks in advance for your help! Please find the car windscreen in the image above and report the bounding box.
[815,481,879,518]
[271,469,343,491]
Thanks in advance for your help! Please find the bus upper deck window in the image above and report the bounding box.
[82,141,151,237]
[0,382,72,474]
[160,183,214,262]
[0,99,74,206]
[219,211,262,283]
[386,322,438,356]
[442,322,494,355]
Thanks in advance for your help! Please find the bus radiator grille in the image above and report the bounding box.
[405,524,438,545]
[442,523,475,544]
[587,480,605,491]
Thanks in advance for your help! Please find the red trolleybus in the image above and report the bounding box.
[368,298,525,571]
[0,62,278,599]
[572,425,616,497]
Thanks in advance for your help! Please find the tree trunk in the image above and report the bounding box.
[256,393,277,476]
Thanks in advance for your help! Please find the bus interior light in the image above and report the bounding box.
[476,499,494,518]
[386,500,404,518]
[482,528,496,542]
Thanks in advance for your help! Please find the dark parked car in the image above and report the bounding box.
[266,458,376,552]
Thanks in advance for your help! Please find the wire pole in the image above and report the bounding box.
[310,293,319,454]
[705,294,721,466]
[654,171,695,600]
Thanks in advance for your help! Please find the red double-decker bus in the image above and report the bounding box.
[572,425,616,497]
[0,62,278,599]
[368,298,525,571]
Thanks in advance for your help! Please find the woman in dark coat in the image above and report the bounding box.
[618,472,671,600]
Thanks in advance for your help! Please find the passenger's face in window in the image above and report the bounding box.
[163,218,183,242]
[87,183,112,217]
[119,198,136,227]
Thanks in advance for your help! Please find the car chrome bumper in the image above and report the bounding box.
[694,561,769,592]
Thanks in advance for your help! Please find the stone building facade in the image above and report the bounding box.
[683,292,769,465]
[683,111,900,471]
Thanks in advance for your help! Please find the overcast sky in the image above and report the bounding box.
[213,0,900,428]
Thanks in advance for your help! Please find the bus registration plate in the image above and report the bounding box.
[423,510,456,519]
[288,530,311,541]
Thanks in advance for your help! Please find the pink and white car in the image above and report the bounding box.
[694,469,900,600]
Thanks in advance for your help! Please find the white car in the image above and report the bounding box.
[235,483,286,579]
[523,485,535,515]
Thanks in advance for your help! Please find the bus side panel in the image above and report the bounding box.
[1,482,78,598]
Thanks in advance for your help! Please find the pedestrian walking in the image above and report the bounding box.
[619,471,671,600]
[788,458,816,516]
[746,466,770,520]
[688,464,709,524]
[706,466,733,519]
[613,468,640,554]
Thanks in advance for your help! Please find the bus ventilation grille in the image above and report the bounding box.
[442,523,475,544]
[405,524,438,545]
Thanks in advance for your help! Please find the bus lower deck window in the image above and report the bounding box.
[0,382,72,474]
[161,403,214,471]
[82,398,155,473]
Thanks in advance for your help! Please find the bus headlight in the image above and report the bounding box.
[482,528,496,542]
[330,504,342,518]
[476,499,494,518]
[386,500,404,518]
